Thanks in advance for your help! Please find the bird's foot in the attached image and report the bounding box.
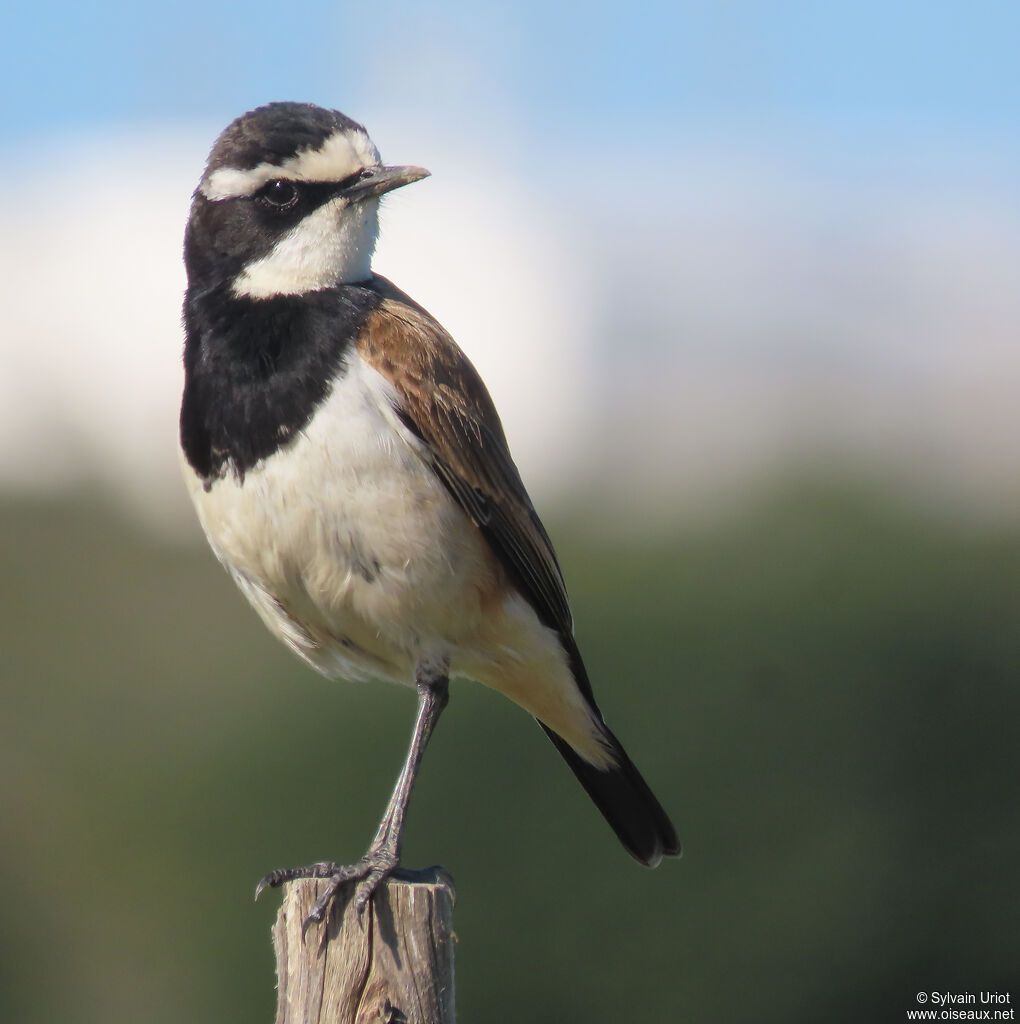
[255,847,399,927]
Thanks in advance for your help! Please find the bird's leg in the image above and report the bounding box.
[256,663,450,926]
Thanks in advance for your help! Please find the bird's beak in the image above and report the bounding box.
[345,165,430,202]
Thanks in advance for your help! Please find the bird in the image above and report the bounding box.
[179,102,680,923]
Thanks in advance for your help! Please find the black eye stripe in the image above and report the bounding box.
[249,171,376,221]
[335,168,374,191]
[253,170,372,202]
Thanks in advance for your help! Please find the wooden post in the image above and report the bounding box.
[272,867,456,1024]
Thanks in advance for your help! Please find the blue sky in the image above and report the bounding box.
[2,1,1019,528]
[5,0,1019,164]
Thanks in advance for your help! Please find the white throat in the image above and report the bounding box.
[232,197,380,299]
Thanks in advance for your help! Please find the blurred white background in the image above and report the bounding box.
[2,1,1018,533]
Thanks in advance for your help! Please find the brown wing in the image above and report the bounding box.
[359,281,682,865]
[357,274,573,636]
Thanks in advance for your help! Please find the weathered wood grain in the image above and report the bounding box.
[272,868,455,1024]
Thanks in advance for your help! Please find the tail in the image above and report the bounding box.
[542,637,681,867]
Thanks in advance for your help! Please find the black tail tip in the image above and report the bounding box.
[540,722,681,867]
[620,787,682,868]
[632,794,683,866]
[635,824,683,869]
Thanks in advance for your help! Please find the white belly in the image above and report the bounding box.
[181,351,500,684]
[182,350,609,763]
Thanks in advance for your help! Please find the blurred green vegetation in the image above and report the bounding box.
[1,483,1018,1022]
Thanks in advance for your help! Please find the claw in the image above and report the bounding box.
[258,851,398,929]
[353,866,388,919]
[255,861,341,902]
[307,885,336,924]
[254,868,285,902]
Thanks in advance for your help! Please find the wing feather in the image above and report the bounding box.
[357,275,573,636]
[357,278,681,863]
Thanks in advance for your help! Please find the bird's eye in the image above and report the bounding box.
[256,180,300,210]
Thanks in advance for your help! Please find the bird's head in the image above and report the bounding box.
[185,102,429,299]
